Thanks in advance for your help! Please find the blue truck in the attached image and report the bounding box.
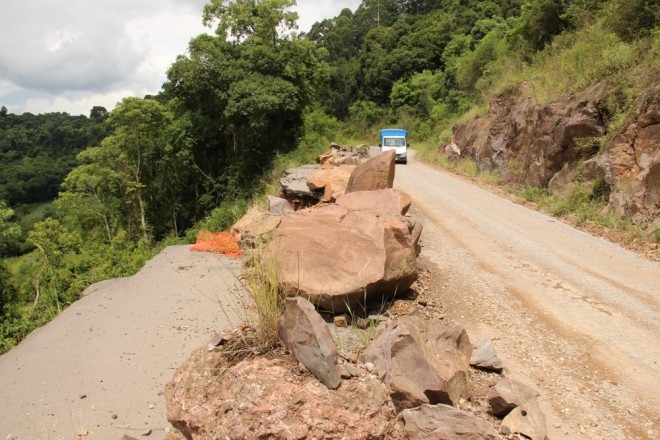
[379,128,408,164]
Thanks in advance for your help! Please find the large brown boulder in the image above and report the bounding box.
[306,164,357,201]
[346,150,396,193]
[364,315,472,410]
[278,297,341,389]
[336,188,413,216]
[165,350,397,440]
[262,204,418,313]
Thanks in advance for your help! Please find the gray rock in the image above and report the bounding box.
[470,339,504,372]
[402,404,500,440]
[267,195,294,216]
[278,297,341,389]
[279,164,323,208]
[489,378,541,417]
[364,315,472,410]
[501,397,547,440]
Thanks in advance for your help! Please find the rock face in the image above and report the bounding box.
[364,315,472,410]
[446,81,606,187]
[600,88,660,225]
[402,404,500,440]
[445,81,660,228]
[278,297,341,389]
[346,150,396,193]
[262,204,418,313]
[165,349,397,440]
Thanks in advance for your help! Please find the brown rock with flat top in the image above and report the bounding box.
[307,165,356,190]
[346,150,396,193]
[278,297,341,389]
[262,204,417,313]
[402,404,500,440]
[336,188,412,216]
[364,315,472,410]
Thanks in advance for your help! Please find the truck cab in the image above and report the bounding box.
[379,128,408,164]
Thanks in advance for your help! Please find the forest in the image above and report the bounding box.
[1,0,658,352]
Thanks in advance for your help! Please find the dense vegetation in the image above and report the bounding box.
[1,0,658,352]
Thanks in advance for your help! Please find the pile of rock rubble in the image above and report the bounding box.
[165,146,548,439]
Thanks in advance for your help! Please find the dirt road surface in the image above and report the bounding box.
[0,246,246,440]
[395,153,660,439]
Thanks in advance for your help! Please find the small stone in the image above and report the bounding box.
[111,413,118,419]
[334,315,349,328]
[356,318,369,330]
[141,428,152,436]
[79,394,87,399]
[364,362,376,373]
[344,363,359,377]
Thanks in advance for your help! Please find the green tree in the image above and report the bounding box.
[103,97,172,241]
[0,201,21,257]
[165,0,323,217]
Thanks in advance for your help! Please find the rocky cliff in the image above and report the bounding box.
[444,82,660,231]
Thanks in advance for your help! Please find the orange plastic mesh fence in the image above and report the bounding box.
[190,231,243,257]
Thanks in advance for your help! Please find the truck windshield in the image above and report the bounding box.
[384,138,406,147]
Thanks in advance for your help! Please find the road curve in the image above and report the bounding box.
[394,153,660,439]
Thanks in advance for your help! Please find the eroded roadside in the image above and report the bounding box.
[395,158,660,440]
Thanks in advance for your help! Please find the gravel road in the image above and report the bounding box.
[394,152,660,439]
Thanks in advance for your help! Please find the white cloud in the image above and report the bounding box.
[0,0,362,116]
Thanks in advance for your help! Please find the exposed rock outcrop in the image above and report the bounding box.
[444,82,659,227]
[600,88,660,225]
[446,81,606,187]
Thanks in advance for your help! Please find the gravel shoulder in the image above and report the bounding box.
[395,155,660,440]
[0,246,247,440]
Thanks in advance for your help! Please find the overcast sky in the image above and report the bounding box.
[0,0,361,116]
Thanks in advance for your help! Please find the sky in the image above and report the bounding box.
[0,0,362,117]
